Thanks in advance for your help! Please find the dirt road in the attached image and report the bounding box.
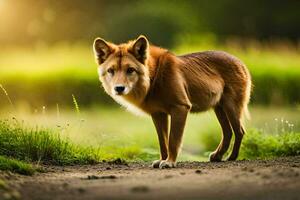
[1,156,300,200]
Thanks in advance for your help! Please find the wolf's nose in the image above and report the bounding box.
[114,86,125,94]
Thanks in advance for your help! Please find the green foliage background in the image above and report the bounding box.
[1,0,300,107]
[0,0,300,170]
[1,0,299,47]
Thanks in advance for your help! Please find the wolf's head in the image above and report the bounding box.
[93,36,151,104]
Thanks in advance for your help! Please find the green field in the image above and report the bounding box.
[1,41,300,108]
[1,41,300,174]
[1,105,299,164]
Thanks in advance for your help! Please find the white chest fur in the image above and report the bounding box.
[112,96,147,116]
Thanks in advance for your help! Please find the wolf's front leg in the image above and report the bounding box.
[159,105,189,169]
[151,112,169,168]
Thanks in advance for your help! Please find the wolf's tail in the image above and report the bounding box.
[242,73,252,121]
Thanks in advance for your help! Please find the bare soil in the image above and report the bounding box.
[1,156,300,200]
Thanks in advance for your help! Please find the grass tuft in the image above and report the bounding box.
[240,130,300,159]
[0,155,35,175]
[0,119,101,165]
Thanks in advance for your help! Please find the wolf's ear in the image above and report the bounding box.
[93,38,113,64]
[131,35,149,64]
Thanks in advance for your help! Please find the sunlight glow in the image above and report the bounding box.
[0,0,7,12]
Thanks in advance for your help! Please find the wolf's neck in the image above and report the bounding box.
[147,45,170,80]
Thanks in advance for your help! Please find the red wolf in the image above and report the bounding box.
[93,35,251,168]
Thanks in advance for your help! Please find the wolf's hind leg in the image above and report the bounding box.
[209,105,233,162]
[223,104,245,161]
[151,112,169,168]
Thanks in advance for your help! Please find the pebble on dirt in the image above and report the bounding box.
[131,186,149,193]
[85,175,117,180]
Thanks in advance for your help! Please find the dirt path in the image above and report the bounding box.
[1,156,300,200]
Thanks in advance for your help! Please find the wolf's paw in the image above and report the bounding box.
[159,160,176,169]
[209,151,222,162]
[151,160,162,168]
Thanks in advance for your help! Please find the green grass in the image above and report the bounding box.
[0,119,101,165]
[1,105,300,166]
[0,118,159,165]
[0,155,35,175]
[199,128,300,160]
[240,130,300,159]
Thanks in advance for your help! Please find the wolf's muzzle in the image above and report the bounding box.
[114,86,125,95]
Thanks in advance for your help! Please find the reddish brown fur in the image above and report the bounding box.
[93,35,251,168]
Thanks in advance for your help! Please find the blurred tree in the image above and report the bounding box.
[0,0,299,47]
[193,0,300,41]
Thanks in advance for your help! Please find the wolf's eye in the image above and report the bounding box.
[126,67,135,75]
[107,68,114,75]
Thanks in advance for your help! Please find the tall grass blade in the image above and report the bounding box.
[72,94,80,115]
[0,84,15,111]
[56,103,60,119]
